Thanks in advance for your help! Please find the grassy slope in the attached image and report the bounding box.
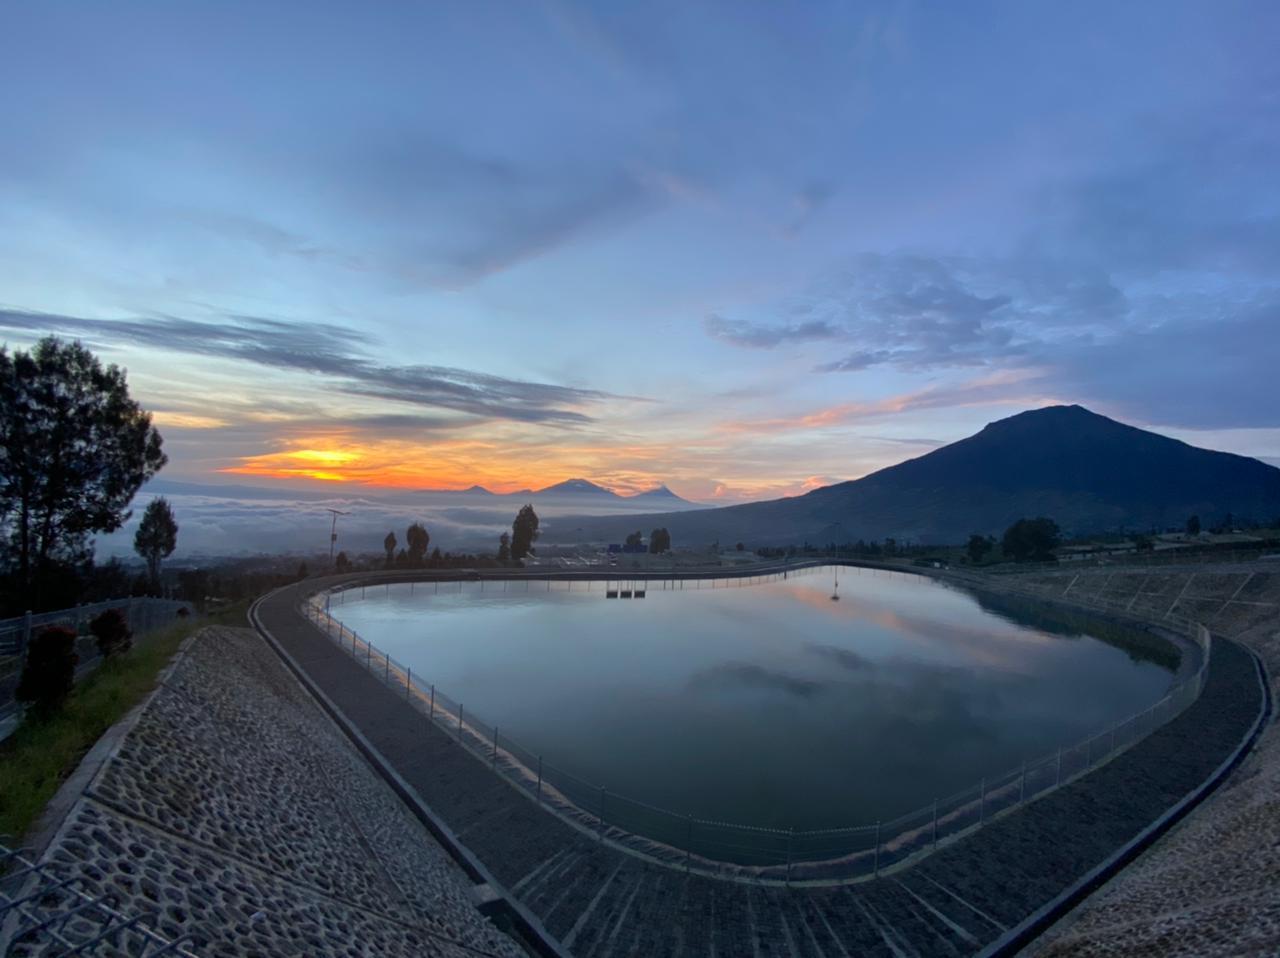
[0,602,249,843]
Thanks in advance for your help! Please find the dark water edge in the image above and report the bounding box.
[966,589,1182,671]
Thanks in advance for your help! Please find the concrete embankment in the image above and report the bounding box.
[3,626,527,958]
[252,567,1267,957]
[1007,567,1280,958]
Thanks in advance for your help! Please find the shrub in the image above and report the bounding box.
[89,608,133,658]
[15,627,79,714]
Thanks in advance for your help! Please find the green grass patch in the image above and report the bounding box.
[0,601,249,844]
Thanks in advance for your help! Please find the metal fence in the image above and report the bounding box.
[302,581,1211,884]
[0,598,195,736]
[0,842,199,956]
[0,598,193,659]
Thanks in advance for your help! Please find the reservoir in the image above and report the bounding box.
[328,566,1175,835]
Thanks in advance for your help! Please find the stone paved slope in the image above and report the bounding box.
[255,573,1264,957]
[1021,570,1280,958]
[6,626,524,958]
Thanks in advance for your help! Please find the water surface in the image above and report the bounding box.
[332,567,1173,829]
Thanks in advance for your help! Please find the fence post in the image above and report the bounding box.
[536,756,543,803]
[979,778,986,824]
[384,653,389,682]
[492,727,499,769]
[458,704,464,742]
[406,666,411,699]
[22,610,32,653]
[1056,748,1063,786]
[429,685,435,724]
[786,828,794,885]
[873,821,881,877]
[1019,761,1027,804]
[932,798,938,848]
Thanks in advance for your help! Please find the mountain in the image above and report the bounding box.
[541,405,1280,547]
[627,484,693,504]
[535,478,620,497]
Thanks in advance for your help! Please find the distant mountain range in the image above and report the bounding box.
[543,405,1280,547]
[144,476,698,507]
[424,478,698,505]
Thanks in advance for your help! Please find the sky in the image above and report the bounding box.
[2,0,1279,522]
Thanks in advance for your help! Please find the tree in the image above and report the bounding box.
[649,528,671,553]
[0,337,166,602]
[966,534,994,564]
[1133,533,1155,552]
[510,504,540,560]
[1001,517,1062,562]
[297,561,309,579]
[625,530,643,548]
[15,626,78,713]
[89,608,132,658]
[134,497,178,590]
[405,522,430,565]
[383,531,397,567]
[334,551,351,572]
[1186,515,1201,536]
[497,531,511,561]
[735,541,745,551]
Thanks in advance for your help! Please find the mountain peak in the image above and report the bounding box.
[630,484,686,502]
[979,404,1103,432]
[536,478,618,496]
[537,405,1280,547]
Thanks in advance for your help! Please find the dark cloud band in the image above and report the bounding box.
[0,309,617,425]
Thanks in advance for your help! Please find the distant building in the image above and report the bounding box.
[607,541,648,554]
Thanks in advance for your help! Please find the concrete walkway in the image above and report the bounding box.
[253,576,1264,957]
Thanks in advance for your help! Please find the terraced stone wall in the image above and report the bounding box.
[2,627,526,958]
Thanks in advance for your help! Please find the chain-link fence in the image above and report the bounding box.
[0,842,199,956]
[0,598,195,735]
[303,585,1210,883]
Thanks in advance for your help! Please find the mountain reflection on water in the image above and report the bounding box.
[334,567,1175,829]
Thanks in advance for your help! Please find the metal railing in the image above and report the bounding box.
[302,579,1211,884]
[0,598,195,735]
[0,842,199,956]
[0,598,193,659]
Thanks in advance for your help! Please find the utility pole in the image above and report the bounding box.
[326,509,351,566]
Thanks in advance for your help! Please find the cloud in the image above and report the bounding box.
[806,644,872,672]
[718,369,1052,436]
[686,662,826,699]
[783,180,839,236]
[323,136,661,288]
[707,240,1280,429]
[0,309,618,425]
[703,314,842,348]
